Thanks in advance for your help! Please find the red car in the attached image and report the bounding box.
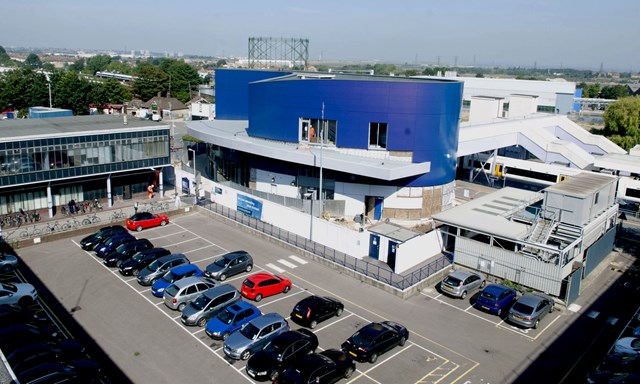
[126,212,169,232]
[241,272,291,302]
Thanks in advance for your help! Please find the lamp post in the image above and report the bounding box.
[188,147,198,203]
[44,73,52,108]
[319,103,325,217]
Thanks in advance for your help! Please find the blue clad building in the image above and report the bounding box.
[188,69,463,221]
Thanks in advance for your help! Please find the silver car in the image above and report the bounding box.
[440,270,485,299]
[223,313,289,360]
[163,276,217,311]
[507,292,554,329]
[137,253,189,286]
[0,282,37,306]
[181,284,242,326]
[0,252,19,273]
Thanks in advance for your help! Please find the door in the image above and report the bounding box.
[373,197,383,220]
[300,119,310,142]
[369,234,380,260]
[387,241,397,271]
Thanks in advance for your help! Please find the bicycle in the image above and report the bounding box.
[62,218,81,231]
[82,213,101,225]
[20,225,44,239]
[45,221,62,233]
[109,209,127,223]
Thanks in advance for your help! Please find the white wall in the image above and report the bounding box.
[469,97,504,123]
[256,169,298,198]
[394,230,443,274]
[334,182,399,217]
[508,95,538,118]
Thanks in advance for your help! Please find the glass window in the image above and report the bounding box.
[369,122,388,149]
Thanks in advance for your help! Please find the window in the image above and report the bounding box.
[594,192,599,205]
[369,122,388,149]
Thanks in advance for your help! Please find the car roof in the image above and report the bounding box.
[246,272,279,283]
[360,322,391,337]
[203,284,237,298]
[137,247,169,256]
[448,270,478,279]
[249,312,285,328]
[483,284,512,295]
[226,301,258,314]
[172,276,206,288]
[515,292,551,306]
[272,329,312,346]
[223,251,249,260]
[156,253,187,264]
[169,263,199,275]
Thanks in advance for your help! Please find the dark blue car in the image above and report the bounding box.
[205,301,261,340]
[151,264,203,297]
[94,233,135,258]
[474,284,517,316]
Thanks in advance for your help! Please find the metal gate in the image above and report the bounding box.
[584,227,616,277]
[566,265,582,305]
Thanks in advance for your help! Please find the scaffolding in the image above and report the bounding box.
[248,37,309,69]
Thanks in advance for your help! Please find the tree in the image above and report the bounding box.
[24,53,42,69]
[52,71,92,114]
[215,59,227,68]
[601,96,640,151]
[0,68,49,113]
[90,78,131,104]
[475,73,485,78]
[85,54,112,75]
[600,84,630,100]
[159,59,201,103]
[132,63,169,100]
[578,82,601,98]
[68,58,85,72]
[0,46,11,64]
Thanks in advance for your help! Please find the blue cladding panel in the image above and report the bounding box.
[215,69,291,120]
[248,77,463,186]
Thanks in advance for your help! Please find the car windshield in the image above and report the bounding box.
[240,323,260,340]
[1,283,17,293]
[264,339,286,354]
[443,276,462,286]
[191,294,211,310]
[147,259,161,271]
[162,271,178,283]
[632,339,640,348]
[217,309,235,325]
[243,279,255,288]
[131,253,145,262]
[512,302,534,315]
[480,291,498,301]
[165,284,179,297]
[351,330,374,346]
[214,256,229,267]
[115,244,128,253]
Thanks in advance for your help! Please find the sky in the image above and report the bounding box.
[2,0,639,71]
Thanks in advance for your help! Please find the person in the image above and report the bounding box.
[309,126,315,143]
[134,201,139,214]
[147,184,154,199]
[174,194,181,208]
[68,199,76,214]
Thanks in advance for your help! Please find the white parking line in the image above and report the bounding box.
[147,229,188,240]
[255,289,306,309]
[170,221,229,253]
[183,244,216,254]
[166,237,200,247]
[277,259,297,269]
[288,255,308,265]
[349,344,413,382]
[265,263,285,273]
[312,313,354,333]
[173,314,182,320]
[192,328,206,335]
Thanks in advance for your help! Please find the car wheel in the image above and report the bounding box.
[240,350,251,360]
[399,336,407,347]
[219,274,226,281]
[336,307,343,317]
[222,332,230,340]
[136,226,142,232]
[270,370,280,381]
[254,294,262,302]
[480,280,486,288]
[198,318,207,327]
[344,366,355,378]
[132,269,139,277]
[178,303,186,312]
[461,291,467,299]
[160,220,167,227]
[1,265,12,273]
[309,320,318,329]
[246,264,253,272]
[116,260,123,267]
[369,352,378,364]
[497,308,503,317]
[19,297,34,307]
[533,319,540,329]
[283,285,290,293]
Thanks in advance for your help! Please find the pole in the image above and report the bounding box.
[189,148,198,202]
[319,102,324,217]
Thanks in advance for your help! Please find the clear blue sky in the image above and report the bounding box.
[3,0,639,71]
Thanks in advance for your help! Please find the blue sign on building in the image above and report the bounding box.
[182,177,190,194]
[237,194,263,219]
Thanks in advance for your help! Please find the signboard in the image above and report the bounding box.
[215,187,222,195]
[237,194,263,220]
[182,177,190,194]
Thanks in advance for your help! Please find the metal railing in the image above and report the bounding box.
[198,200,451,291]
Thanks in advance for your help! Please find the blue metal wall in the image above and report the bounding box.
[215,69,290,120]
[248,77,463,186]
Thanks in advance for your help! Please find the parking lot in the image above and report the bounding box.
[14,210,589,384]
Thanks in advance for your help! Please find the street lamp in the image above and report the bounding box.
[188,147,198,202]
[44,73,52,108]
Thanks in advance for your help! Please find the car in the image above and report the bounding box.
[102,238,153,267]
[17,359,101,384]
[341,321,408,363]
[79,225,127,250]
[615,337,640,356]
[94,233,136,258]
[137,253,190,286]
[205,301,262,340]
[587,371,640,384]
[0,324,60,349]
[507,292,554,329]
[181,284,241,326]
[278,349,356,384]
[223,312,290,360]
[163,276,218,311]
[6,340,86,370]
[126,211,169,232]
[151,263,203,297]
[0,252,19,273]
[474,284,517,316]
[246,328,319,381]
[0,304,42,327]
[600,354,640,373]
[119,248,171,276]
[0,282,38,307]
[204,250,254,281]
[290,295,344,329]
[440,270,485,299]
[241,272,292,302]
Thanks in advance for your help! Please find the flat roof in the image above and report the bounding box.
[593,153,640,175]
[543,172,617,198]
[187,119,430,181]
[433,187,543,240]
[255,72,463,84]
[368,223,420,243]
[0,115,169,142]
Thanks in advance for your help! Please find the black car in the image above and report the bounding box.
[6,340,86,370]
[0,304,42,327]
[102,238,153,267]
[278,349,356,384]
[17,359,101,384]
[79,225,127,250]
[119,247,171,276]
[341,321,408,363]
[290,295,344,329]
[246,328,319,381]
[0,324,61,349]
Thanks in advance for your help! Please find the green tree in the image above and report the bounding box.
[105,60,133,75]
[52,71,92,114]
[132,62,169,100]
[601,96,640,151]
[600,84,630,100]
[579,83,601,98]
[159,59,201,103]
[0,68,49,113]
[0,46,11,64]
[68,58,85,72]
[475,73,485,78]
[85,54,112,74]
[215,59,227,68]
[24,53,42,69]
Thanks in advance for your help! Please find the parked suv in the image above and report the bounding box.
[151,264,203,297]
[181,284,242,326]
[440,270,485,299]
[102,239,153,267]
[204,251,254,281]
[94,233,135,258]
[119,248,171,276]
[205,302,262,340]
[80,225,127,250]
[223,313,289,360]
[137,254,189,286]
[163,276,217,311]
